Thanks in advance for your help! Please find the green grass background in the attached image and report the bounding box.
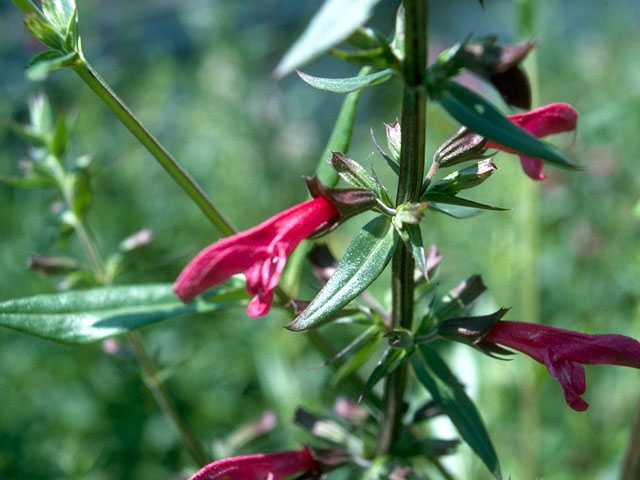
[1,1,639,479]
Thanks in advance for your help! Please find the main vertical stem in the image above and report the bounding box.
[516,2,541,477]
[376,0,427,455]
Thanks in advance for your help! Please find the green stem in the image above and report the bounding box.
[71,58,235,236]
[376,0,427,455]
[517,2,541,477]
[127,330,211,466]
[621,395,640,480]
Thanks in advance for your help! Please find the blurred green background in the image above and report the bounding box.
[1,0,639,479]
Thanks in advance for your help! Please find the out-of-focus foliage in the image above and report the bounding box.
[0,1,639,479]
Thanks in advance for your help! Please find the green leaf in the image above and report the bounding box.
[404,223,429,280]
[428,159,497,196]
[412,346,502,479]
[29,93,54,135]
[24,13,63,50]
[51,111,69,157]
[27,50,77,81]
[71,167,91,219]
[315,325,379,369]
[330,330,383,388]
[422,192,507,212]
[12,0,44,17]
[331,47,392,69]
[0,282,247,344]
[274,0,383,78]
[436,81,578,170]
[432,274,486,322]
[316,66,372,186]
[297,68,394,94]
[41,0,75,36]
[5,118,47,146]
[428,203,482,219]
[390,4,405,61]
[359,346,414,402]
[288,216,396,331]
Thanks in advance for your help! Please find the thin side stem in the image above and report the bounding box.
[376,0,428,455]
[52,161,210,465]
[71,59,235,237]
[127,331,211,466]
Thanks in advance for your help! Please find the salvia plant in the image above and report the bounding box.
[2,0,639,478]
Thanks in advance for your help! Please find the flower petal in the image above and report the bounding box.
[484,102,578,180]
[174,196,338,308]
[482,321,640,410]
[188,449,320,480]
[507,103,578,138]
[518,155,546,180]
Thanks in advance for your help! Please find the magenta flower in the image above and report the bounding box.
[483,321,640,411]
[188,448,321,480]
[174,196,338,317]
[486,102,578,180]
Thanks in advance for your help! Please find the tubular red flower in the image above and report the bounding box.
[188,448,321,480]
[483,321,640,411]
[485,102,578,180]
[174,196,338,317]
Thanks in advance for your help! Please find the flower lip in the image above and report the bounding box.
[482,321,640,411]
[174,196,339,317]
[485,102,579,180]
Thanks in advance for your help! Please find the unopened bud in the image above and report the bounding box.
[430,159,497,195]
[437,308,513,357]
[395,202,429,225]
[27,254,80,275]
[434,126,488,168]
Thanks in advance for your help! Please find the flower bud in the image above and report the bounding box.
[436,308,513,357]
[434,126,488,168]
[430,159,497,195]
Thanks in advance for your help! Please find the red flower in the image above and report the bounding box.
[188,448,321,480]
[486,102,578,180]
[174,196,338,317]
[483,321,640,411]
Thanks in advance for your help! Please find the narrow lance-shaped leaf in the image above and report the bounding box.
[0,282,247,343]
[12,0,45,18]
[411,345,502,479]
[331,331,384,389]
[422,192,507,211]
[359,346,414,402]
[436,81,578,170]
[274,0,383,78]
[314,324,379,369]
[297,68,394,94]
[41,0,76,36]
[288,216,396,331]
[27,50,78,81]
[403,223,429,280]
